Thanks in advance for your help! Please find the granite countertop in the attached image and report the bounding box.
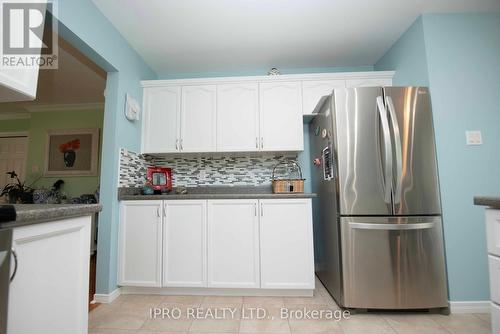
[0,204,102,228]
[474,196,500,209]
[119,186,317,200]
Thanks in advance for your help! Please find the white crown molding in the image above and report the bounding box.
[0,112,31,120]
[24,103,105,113]
[141,71,396,87]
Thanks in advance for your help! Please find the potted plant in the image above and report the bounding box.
[0,171,34,204]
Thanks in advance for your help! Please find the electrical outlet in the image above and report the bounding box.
[466,131,482,145]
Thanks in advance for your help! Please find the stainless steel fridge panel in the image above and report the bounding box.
[341,216,448,309]
[383,87,442,215]
[310,97,344,305]
[333,88,393,216]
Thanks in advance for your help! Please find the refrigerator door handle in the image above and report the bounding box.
[376,96,393,204]
[349,222,435,230]
[386,96,403,205]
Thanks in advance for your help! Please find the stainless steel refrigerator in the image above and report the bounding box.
[310,87,448,310]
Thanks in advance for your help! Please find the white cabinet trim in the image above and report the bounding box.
[141,71,395,87]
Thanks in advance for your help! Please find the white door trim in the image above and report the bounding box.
[0,131,29,138]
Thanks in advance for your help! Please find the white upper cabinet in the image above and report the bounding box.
[142,86,181,153]
[141,72,394,154]
[181,85,217,152]
[0,1,47,102]
[217,83,260,152]
[0,68,40,102]
[118,201,163,287]
[346,78,392,88]
[259,199,314,289]
[207,200,260,288]
[163,200,207,287]
[259,81,303,151]
[302,80,345,115]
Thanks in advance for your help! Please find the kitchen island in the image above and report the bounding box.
[3,203,101,334]
[474,196,500,333]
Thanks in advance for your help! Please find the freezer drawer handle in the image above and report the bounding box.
[349,222,435,230]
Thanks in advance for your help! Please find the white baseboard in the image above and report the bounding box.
[449,301,490,313]
[93,288,122,304]
[120,286,313,297]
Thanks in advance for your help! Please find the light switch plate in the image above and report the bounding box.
[466,131,482,145]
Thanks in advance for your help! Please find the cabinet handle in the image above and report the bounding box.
[260,203,263,217]
[175,139,179,150]
[255,137,259,149]
[163,203,167,217]
[260,137,264,149]
[180,139,183,151]
[254,203,257,217]
[156,207,160,218]
[10,248,18,283]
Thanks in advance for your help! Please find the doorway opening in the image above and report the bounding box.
[0,32,107,310]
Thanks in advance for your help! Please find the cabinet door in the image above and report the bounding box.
[207,200,260,288]
[181,85,217,152]
[260,199,314,289]
[118,201,163,287]
[259,81,303,151]
[8,216,91,334]
[164,200,207,287]
[217,83,260,152]
[345,78,392,88]
[302,80,345,115]
[486,209,500,257]
[142,86,181,153]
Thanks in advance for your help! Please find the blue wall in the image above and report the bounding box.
[376,17,429,86]
[376,12,500,301]
[53,0,156,294]
[158,66,374,80]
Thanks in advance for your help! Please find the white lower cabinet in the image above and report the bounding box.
[259,199,315,289]
[119,198,314,291]
[207,200,260,288]
[8,216,92,334]
[163,200,207,287]
[118,201,163,287]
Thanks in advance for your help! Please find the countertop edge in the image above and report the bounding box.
[119,193,317,200]
[473,196,500,209]
[0,204,102,229]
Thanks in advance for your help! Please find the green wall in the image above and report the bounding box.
[0,109,104,198]
[0,118,30,132]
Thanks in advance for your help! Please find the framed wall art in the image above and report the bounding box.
[44,128,100,176]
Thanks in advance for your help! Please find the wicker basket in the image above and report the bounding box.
[272,160,305,193]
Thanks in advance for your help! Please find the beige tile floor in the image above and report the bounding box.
[89,278,491,334]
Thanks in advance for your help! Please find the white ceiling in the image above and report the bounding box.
[92,0,500,77]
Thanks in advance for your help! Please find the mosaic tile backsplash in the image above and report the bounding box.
[119,149,297,187]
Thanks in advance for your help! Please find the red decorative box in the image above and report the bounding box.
[146,166,173,192]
